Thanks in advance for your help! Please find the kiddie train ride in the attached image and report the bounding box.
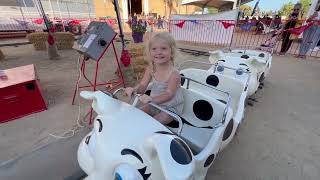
[76,43,272,179]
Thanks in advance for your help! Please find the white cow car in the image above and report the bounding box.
[178,61,250,150]
[209,48,272,96]
[77,75,236,180]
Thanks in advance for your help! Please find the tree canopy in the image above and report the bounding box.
[278,0,311,17]
[240,4,253,16]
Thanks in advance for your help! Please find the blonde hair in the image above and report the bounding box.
[147,32,177,64]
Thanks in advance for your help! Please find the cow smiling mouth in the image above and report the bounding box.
[138,166,151,180]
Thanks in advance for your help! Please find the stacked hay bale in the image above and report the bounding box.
[27,32,47,50]
[121,43,150,87]
[27,32,74,51]
[0,49,5,61]
[55,32,75,50]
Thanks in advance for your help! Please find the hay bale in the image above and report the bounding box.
[120,43,149,86]
[131,55,149,82]
[0,49,5,61]
[27,32,47,50]
[127,43,145,57]
[55,32,75,50]
[120,55,150,87]
[27,32,74,51]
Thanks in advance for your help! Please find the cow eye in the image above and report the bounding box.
[96,119,103,132]
[114,173,122,180]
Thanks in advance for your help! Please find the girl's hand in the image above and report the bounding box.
[124,87,135,97]
[139,94,152,104]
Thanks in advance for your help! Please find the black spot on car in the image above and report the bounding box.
[193,100,214,121]
[259,72,265,83]
[223,118,234,141]
[259,53,265,57]
[204,154,215,167]
[241,55,250,59]
[170,138,192,165]
[206,75,219,87]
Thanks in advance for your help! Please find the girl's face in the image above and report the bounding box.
[150,38,172,65]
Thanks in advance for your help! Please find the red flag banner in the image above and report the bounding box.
[68,19,81,25]
[287,23,313,36]
[220,21,235,29]
[32,18,44,24]
[174,21,186,28]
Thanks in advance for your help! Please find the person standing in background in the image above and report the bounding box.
[279,3,303,56]
[297,5,320,58]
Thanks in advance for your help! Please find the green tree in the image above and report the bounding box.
[278,2,295,17]
[207,7,218,14]
[299,0,312,17]
[240,4,253,16]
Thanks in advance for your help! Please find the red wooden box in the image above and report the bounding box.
[0,64,47,123]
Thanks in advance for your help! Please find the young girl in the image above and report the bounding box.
[124,32,184,125]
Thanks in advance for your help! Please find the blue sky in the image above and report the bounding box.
[246,0,299,11]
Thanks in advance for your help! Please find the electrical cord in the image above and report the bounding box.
[49,54,90,139]
[0,54,90,168]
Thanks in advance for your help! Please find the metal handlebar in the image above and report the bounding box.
[178,60,251,93]
[148,102,183,135]
[222,46,273,58]
[112,89,183,134]
[177,60,215,70]
[113,87,125,96]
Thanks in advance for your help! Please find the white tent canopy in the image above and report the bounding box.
[181,0,254,9]
[0,0,34,7]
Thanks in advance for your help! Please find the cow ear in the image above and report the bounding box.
[80,91,119,116]
[248,58,265,72]
[209,50,224,63]
[80,91,95,100]
[143,134,195,179]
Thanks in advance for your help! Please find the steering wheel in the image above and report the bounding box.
[112,88,183,135]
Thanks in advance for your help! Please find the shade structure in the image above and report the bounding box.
[0,0,35,7]
[181,0,253,8]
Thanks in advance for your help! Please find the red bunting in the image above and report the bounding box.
[287,23,313,36]
[32,18,44,24]
[68,19,81,25]
[220,21,235,29]
[175,21,186,28]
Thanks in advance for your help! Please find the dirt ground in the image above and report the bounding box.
[1,41,320,180]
